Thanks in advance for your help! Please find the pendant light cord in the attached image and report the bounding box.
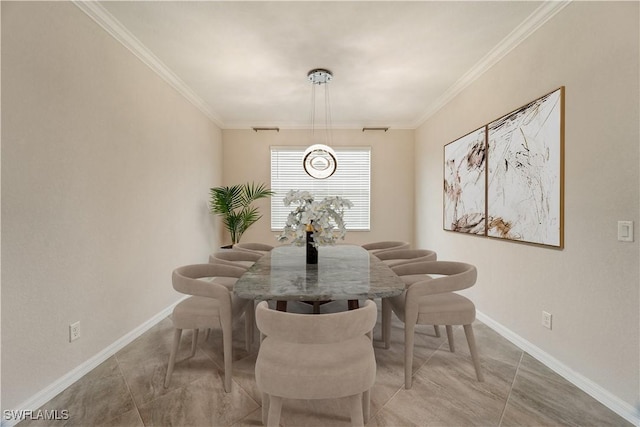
[324,82,333,147]
[308,72,333,147]
[310,81,317,141]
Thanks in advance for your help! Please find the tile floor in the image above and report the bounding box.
[19,301,631,427]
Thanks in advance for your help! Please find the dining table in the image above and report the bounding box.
[233,244,405,312]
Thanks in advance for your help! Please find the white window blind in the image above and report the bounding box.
[271,146,371,230]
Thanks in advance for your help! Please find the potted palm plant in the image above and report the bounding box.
[209,182,274,247]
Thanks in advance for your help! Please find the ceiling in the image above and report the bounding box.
[80,1,566,130]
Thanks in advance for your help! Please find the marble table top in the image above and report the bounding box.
[233,244,405,302]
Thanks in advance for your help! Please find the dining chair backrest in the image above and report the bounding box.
[209,249,262,269]
[361,241,410,254]
[233,242,274,254]
[374,248,437,267]
[172,263,246,299]
[397,261,477,298]
[256,300,377,345]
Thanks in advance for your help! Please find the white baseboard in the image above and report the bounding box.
[476,311,640,426]
[1,297,187,427]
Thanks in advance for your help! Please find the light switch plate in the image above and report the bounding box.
[617,221,634,242]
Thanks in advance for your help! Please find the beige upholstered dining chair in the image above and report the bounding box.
[361,241,410,254]
[388,258,441,339]
[209,249,262,270]
[382,261,484,389]
[374,248,437,267]
[255,300,378,427]
[164,263,253,392]
[232,242,274,255]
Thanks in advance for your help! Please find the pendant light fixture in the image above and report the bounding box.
[303,68,337,179]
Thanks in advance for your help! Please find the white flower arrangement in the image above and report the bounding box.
[277,190,353,247]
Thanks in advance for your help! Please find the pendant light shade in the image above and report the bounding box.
[303,144,337,179]
[303,69,337,179]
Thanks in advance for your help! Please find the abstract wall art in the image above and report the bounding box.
[486,87,564,248]
[443,127,487,235]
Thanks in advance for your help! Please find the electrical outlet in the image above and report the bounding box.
[69,321,81,342]
[542,311,552,330]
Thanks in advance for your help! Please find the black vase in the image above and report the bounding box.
[306,230,318,264]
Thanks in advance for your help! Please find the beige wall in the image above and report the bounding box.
[3,0,638,420]
[221,129,415,247]
[1,2,223,409]
[415,1,639,408]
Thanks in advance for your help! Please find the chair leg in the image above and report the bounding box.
[404,321,415,389]
[463,324,484,382]
[267,395,283,427]
[362,389,371,423]
[190,329,199,357]
[445,325,455,352]
[245,302,255,352]
[348,393,364,427]
[433,325,441,337]
[164,328,182,388]
[261,392,270,426]
[223,326,233,392]
[381,298,391,349]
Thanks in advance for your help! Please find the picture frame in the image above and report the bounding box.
[486,87,564,248]
[443,126,487,235]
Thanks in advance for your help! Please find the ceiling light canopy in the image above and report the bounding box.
[303,68,337,180]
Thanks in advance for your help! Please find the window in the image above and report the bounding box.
[271,146,371,230]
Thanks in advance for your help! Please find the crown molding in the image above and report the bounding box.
[74,1,571,131]
[411,0,572,128]
[73,1,224,128]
